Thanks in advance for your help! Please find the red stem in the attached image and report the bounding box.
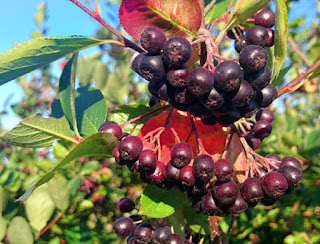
[190,115,208,155]
[68,0,144,53]
[35,212,64,241]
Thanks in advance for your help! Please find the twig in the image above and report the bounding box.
[288,36,312,67]
[277,58,320,97]
[35,211,64,241]
[222,215,236,244]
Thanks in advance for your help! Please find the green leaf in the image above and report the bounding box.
[0,114,77,148]
[7,216,34,244]
[183,203,210,235]
[26,184,55,232]
[304,130,320,158]
[47,174,70,211]
[17,132,118,203]
[65,224,95,244]
[109,104,154,135]
[77,53,103,86]
[140,185,187,218]
[224,0,271,30]
[0,188,9,214]
[0,217,7,241]
[34,2,47,27]
[272,65,292,87]
[273,0,288,78]
[205,0,235,24]
[0,37,107,85]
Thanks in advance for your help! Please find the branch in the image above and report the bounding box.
[35,211,64,241]
[68,0,144,53]
[277,58,320,97]
[288,36,312,67]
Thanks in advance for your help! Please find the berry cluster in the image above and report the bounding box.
[113,197,187,243]
[78,176,106,205]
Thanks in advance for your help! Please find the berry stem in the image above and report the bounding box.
[222,215,236,244]
[277,58,320,97]
[35,211,64,241]
[120,105,170,129]
[190,115,208,155]
[169,123,181,143]
[222,132,234,159]
[68,0,144,53]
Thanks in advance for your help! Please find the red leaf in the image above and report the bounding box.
[225,134,247,183]
[119,0,203,41]
[137,110,226,163]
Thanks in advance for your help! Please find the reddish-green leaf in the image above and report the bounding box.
[119,0,203,41]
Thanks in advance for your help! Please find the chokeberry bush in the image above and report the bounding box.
[0,0,319,243]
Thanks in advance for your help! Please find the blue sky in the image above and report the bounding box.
[0,0,318,130]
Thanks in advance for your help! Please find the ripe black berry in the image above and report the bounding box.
[262,171,288,198]
[244,132,261,150]
[213,159,234,182]
[229,192,248,215]
[174,87,197,105]
[214,180,239,205]
[98,122,123,140]
[134,223,154,244]
[117,198,135,213]
[170,234,183,244]
[244,66,271,90]
[227,28,244,39]
[254,9,275,28]
[245,25,269,46]
[118,136,143,161]
[147,161,165,183]
[231,80,254,107]
[201,189,225,216]
[255,84,278,108]
[171,142,193,169]
[148,79,173,101]
[255,109,274,123]
[162,37,192,66]
[131,53,144,75]
[241,177,264,204]
[198,87,225,110]
[187,102,212,118]
[278,165,303,189]
[149,96,160,107]
[214,61,243,92]
[167,65,189,88]
[164,162,181,182]
[239,45,268,72]
[153,225,172,244]
[239,100,260,118]
[234,39,247,53]
[193,154,215,182]
[139,53,166,82]
[187,67,214,96]
[139,149,157,173]
[265,28,275,47]
[140,27,167,53]
[253,120,272,140]
[217,109,242,126]
[113,217,134,238]
[280,156,301,169]
[179,165,196,187]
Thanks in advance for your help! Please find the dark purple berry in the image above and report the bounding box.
[139,53,166,82]
[217,109,242,126]
[198,87,225,110]
[255,109,274,123]
[119,136,143,161]
[154,225,172,244]
[174,87,197,105]
[193,154,215,182]
[187,102,212,118]
[134,223,154,244]
[245,25,269,46]
[214,61,243,92]
[148,79,173,101]
[231,80,254,107]
[169,98,189,111]
[167,66,189,88]
[265,28,275,47]
[211,103,236,118]
[129,215,143,222]
[262,171,288,198]
[214,180,239,205]
[139,149,157,173]
[201,189,225,216]
[244,132,261,150]
[113,217,134,238]
[239,100,260,118]
[187,67,214,96]
[241,177,264,204]
[227,28,244,39]
[162,37,192,66]
[255,84,278,108]
[234,39,247,53]
[229,192,248,215]
[260,197,277,206]
[117,198,135,213]
[131,53,144,74]
[254,9,275,28]
[164,162,181,182]
[170,234,183,244]
[171,142,193,169]
[140,27,167,53]
[239,45,268,72]
[253,120,272,140]
[278,165,303,189]
[244,66,272,91]
[280,156,301,169]
[213,159,234,182]
[98,122,123,140]
[179,165,196,187]
[113,147,123,165]
[149,96,160,107]
[147,161,165,183]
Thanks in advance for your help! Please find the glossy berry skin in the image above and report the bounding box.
[278,165,303,189]
[198,87,225,110]
[245,25,269,46]
[162,37,192,67]
[113,217,134,238]
[112,147,123,165]
[244,66,271,91]
[280,156,301,169]
[254,9,275,28]
[169,98,189,112]
[139,149,157,173]
[153,225,172,244]
[174,87,197,105]
[118,136,143,161]
[147,161,166,183]
[239,45,268,72]
[148,79,173,101]
[98,122,123,140]
[256,84,278,108]
[171,142,193,169]
[241,177,264,204]
[255,109,274,123]
[234,39,247,53]
[167,65,189,88]
[140,27,167,53]
[265,28,275,47]
[229,192,248,216]
[187,67,215,96]
[193,154,215,182]
[214,180,239,205]
[214,159,234,182]
[149,95,160,107]
[131,53,144,74]
[231,80,254,107]
[179,165,196,187]
[170,234,183,244]
[201,189,225,216]
[117,198,135,213]
[134,223,154,244]
[239,100,260,118]
[262,171,288,198]
[214,61,243,92]
[253,120,272,140]
[164,162,181,182]
[244,132,261,150]
[139,54,166,82]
